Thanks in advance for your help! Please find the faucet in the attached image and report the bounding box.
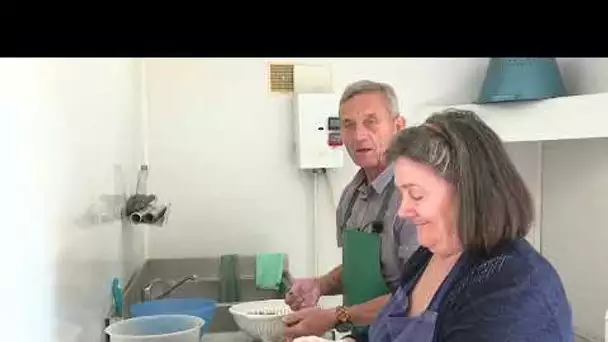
[141,274,199,302]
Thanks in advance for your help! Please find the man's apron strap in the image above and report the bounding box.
[342,180,396,233]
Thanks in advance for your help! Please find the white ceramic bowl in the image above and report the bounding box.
[228,299,293,342]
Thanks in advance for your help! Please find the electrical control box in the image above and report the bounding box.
[294,93,344,169]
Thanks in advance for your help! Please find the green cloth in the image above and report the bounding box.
[255,253,285,291]
[219,254,241,302]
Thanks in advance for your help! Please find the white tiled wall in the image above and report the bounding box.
[0,58,146,342]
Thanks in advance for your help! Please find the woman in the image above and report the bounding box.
[296,108,573,342]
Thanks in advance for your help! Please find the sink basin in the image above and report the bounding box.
[122,255,291,333]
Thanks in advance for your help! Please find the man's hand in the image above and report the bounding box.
[294,337,354,342]
[285,278,322,311]
[283,307,337,342]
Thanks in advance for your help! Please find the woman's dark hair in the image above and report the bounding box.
[387,108,534,255]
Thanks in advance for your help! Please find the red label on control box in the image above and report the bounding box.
[328,132,342,146]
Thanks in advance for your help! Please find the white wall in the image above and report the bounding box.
[144,57,608,340]
[5,58,600,342]
[144,58,490,277]
[0,58,146,342]
[541,138,608,341]
[539,58,608,342]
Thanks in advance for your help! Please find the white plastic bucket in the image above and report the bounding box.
[105,315,204,342]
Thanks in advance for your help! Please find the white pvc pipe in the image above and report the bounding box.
[139,58,151,259]
[140,58,150,166]
[312,170,320,277]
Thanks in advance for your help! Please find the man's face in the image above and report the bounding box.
[340,92,405,169]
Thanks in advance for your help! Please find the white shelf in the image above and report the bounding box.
[414,92,608,143]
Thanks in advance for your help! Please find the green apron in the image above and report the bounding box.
[342,182,395,307]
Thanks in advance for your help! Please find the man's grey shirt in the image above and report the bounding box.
[336,165,418,290]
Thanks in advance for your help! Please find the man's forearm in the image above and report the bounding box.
[317,266,390,324]
[347,294,390,325]
[318,265,343,296]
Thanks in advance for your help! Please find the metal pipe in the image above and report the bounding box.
[157,274,199,299]
[142,204,168,224]
[141,275,199,302]
[130,211,144,224]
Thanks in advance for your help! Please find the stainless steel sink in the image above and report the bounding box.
[122,255,290,333]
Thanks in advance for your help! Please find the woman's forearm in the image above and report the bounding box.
[347,294,391,325]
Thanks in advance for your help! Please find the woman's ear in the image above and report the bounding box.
[395,115,406,131]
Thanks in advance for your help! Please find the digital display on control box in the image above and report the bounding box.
[327,116,341,131]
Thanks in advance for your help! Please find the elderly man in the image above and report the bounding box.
[284,80,419,340]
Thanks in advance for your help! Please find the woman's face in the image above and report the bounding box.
[394,157,461,257]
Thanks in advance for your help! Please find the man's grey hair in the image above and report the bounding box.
[339,80,400,117]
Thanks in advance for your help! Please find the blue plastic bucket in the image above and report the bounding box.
[130,298,217,334]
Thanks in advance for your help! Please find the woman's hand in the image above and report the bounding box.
[283,307,336,341]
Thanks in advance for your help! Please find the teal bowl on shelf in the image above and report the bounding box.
[477,58,567,104]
